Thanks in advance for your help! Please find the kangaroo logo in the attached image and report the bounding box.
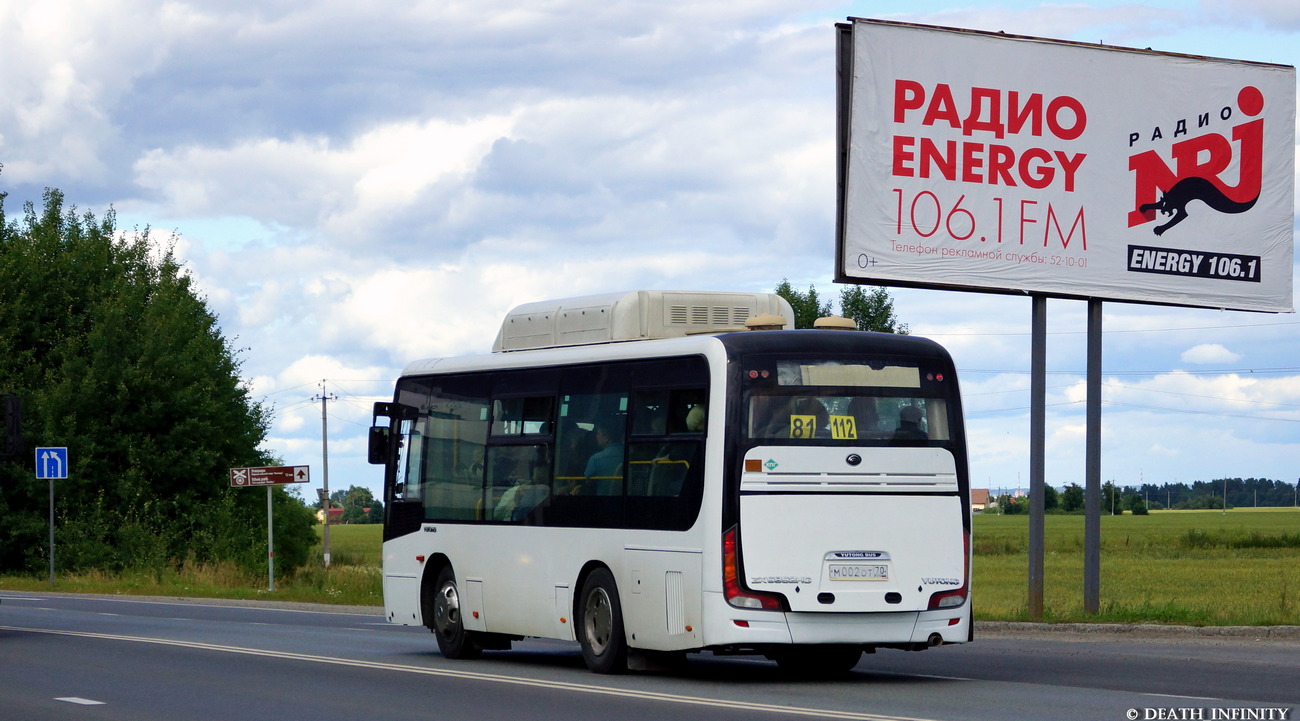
[1128,86,1265,236]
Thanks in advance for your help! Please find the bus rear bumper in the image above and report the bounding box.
[701,592,970,648]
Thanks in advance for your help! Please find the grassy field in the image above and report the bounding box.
[3,509,1298,626]
[973,508,1300,625]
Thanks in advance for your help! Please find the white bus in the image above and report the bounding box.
[369,290,972,674]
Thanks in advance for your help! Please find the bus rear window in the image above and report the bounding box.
[743,358,953,442]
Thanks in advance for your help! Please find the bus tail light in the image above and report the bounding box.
[723,526,784,611]
[927,531,970,610]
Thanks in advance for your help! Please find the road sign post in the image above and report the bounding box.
[229,466,309,591]
[35,447,69,587]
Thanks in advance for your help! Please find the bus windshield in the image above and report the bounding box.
[743,357,952,442]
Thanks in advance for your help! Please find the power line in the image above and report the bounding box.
[961,366,1300,377]
[922,319,1300,338]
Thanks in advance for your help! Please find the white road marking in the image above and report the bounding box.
[56,697,106,705]
[5,625,937,721]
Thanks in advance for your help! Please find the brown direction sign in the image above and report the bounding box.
[229,465,310,487]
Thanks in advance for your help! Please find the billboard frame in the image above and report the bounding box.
[834,18,1295,314]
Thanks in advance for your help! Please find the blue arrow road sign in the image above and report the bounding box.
[36,447,68,480]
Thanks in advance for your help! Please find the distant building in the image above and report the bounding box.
[971,489,991,512]
[315,507,345,524]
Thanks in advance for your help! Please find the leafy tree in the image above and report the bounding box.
[332,485,382,524]
[837,285,909,334]
[1041,484,1059,512]
[774,279,831,329]
[774,280,907,333]
[0,188,316,575]
[996,494,1024,515]
[1060,483,1085,513]
[1102,481,1119,515]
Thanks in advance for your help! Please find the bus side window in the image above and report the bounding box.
[486,444,551,522]
[556,392,626,497]
[394,418,422,502]
[421,396,489,521]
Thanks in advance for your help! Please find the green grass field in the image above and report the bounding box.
[973,508,1300,625]
[3,509,1298,625]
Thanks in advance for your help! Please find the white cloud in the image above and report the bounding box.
[5,0,1299,503]
[1180,343,1243,364]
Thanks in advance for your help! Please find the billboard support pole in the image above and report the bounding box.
[1084,299,1103,613]
[1028,295,1047,620]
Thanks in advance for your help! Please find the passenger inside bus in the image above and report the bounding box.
[583,423,624,495]
[848,396,880,438]
[893,405,928,441]
[685,403,706,432]
[490,446,551,521]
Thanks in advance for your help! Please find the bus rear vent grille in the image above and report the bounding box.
[668,304,753,326]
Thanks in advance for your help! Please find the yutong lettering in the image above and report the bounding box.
[750,576,813,585]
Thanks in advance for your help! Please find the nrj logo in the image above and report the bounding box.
[1127,86,1264,236]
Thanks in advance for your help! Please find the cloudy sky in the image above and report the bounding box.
[2,0,1297,504]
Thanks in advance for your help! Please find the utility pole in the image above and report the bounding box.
[313,382,339,567]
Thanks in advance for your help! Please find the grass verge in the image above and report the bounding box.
[0,524,382,607]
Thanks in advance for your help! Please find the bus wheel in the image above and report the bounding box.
[577,568,627,674]
[429,566,482,660]
[773,645,862,677]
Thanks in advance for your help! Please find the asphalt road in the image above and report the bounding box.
[1,592,1296,721]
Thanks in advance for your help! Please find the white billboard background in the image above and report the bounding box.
[839,19,1295,313]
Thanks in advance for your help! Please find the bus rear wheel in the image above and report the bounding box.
[577,568,627,674]
[429,566,482,660]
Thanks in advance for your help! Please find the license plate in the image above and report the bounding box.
[828,563,888,581]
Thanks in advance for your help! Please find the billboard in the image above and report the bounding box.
[836,19,1295,312]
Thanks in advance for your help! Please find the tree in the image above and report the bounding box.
[775,280,907,333]
[1041,484,1059,512]
[1102,481,1119,515]
[774,279,831,329]
[1060,483,1085,513]
[837,285,909,334]
[333,485,382,524]
[0,188,316,575]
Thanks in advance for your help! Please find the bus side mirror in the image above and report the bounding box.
[368,426,390,465]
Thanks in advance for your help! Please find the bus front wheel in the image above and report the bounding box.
[429,566,483,660]
[577,568,628,674]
